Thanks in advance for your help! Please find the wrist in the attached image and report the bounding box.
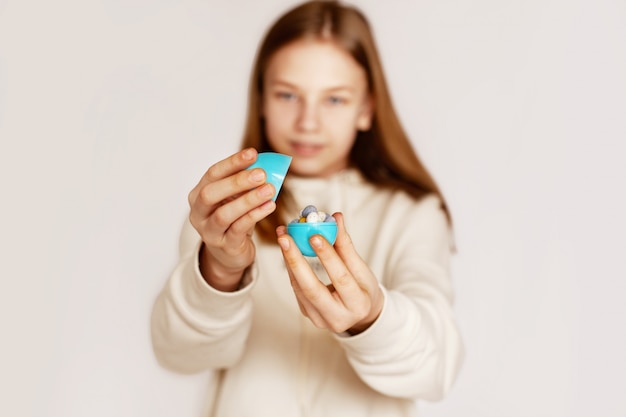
[199,244,246,292]
[347,288,385,335]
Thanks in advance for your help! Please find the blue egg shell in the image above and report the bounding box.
[245,152,292,201]
[286,222,338,257]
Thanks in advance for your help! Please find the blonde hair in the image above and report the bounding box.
[241,0,451,240]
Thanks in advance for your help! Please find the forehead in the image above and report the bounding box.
[264,39,368,92]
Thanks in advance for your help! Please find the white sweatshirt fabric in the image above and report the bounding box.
[151,168,464,417]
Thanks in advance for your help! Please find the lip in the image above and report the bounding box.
[290,141,324,157]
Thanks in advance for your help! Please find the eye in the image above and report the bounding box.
[327,95,347,105]
[276,91,298,102]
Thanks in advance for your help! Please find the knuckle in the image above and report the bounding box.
[354,302,371,320]
[302,287,320,302]
[334,270,352,287]
[205,165,220,181]
[284,256,301,272]
[243,187,260,206]
[241,212,261,231]
[329,318,348,334]
[234,170,253,189]
[357,294,375,318]
[311,316,328,330]
[187,189,196,207]
[199,187,214,206]
[188,212,198,228]
[243,209,258,224]
[227,220,243,236]
[211,207,231,229]
[204,235,221,248]
[336,235,352,250]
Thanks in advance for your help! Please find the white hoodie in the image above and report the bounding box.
[151,169,464,417]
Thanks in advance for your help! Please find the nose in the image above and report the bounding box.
[296,99,319,132]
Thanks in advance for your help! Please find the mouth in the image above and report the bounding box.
[290,141,324,157]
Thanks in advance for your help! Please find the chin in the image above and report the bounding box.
[288,168,320,178]
[293,165,343,179]
[287,161,322,177]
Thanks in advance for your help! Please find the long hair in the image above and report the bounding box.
[241,0,452,241]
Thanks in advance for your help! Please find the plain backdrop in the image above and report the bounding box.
[1,0,625,416]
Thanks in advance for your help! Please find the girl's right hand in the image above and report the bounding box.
[188,148,277,292]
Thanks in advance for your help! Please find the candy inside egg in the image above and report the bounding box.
[300,205,317,218]
[305,212,320,223]
[286,205,338,257]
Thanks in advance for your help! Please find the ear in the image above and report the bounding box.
[356,94,374,131]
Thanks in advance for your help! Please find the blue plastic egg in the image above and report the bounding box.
[286,222,338,257]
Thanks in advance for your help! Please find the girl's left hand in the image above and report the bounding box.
[276,213,384,335]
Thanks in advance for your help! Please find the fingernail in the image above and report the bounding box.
[278,237,290,250]
[259,200,275,213]
[310,236,322,248]
[250,169,265,182]
[242,148,255,160]
[259,184,274,197]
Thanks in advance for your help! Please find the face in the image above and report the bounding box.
[262,39,373,178]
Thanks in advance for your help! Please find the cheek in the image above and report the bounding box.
[323,110,360,144]
[264,104,294,137]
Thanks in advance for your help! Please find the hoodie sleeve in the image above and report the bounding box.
[335,195,464,401]
[150,218,256,373]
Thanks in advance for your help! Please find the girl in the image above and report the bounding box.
[151,1,463,415]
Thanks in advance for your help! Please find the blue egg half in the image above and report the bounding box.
[286,222,338,257]
[245,152,292,201]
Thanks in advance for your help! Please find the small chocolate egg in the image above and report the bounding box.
[300,205,317,218]
[306,212,320,223]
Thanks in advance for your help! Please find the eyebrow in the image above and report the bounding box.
[268,79,356,94]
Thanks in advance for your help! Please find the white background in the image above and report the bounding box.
[1,0,625,416]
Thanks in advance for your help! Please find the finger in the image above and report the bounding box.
[333,213,384,331]
[281,260,330,329]
[309,231,364,313]
[332,213,372,286]
[220,198,276,249]
[188,148,261,210]
[199,148,258,188]
[276,226,327,301]
[191,166,269,220]
[207,182,275,233]
[197,188,275,252]
[276,227,328,324]
[276,228,343,319]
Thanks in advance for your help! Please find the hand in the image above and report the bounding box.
[276,213,384,335]
[188,148,277,291]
